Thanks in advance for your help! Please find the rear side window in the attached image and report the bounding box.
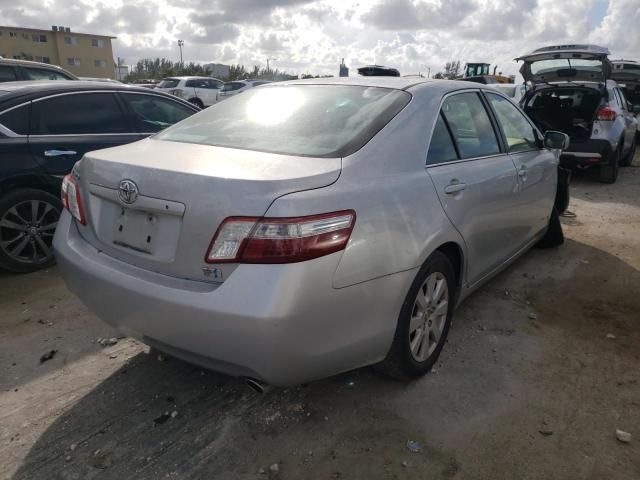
[185,79,207,88]
[441,92,500,159]
[157,78,180,88]
[427,113,458,165]
[156,85,411,157]
[23,67,72,80]
[0,65,18,82]
[121,94,194,132]
[486,93,538,153]
[0,105,29,134]
[31,93,127,135]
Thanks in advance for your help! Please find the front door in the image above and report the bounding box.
[426,91,521,286]
[27,92,142,176]
[484,92,557,242]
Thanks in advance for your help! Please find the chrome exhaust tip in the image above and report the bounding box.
[245,377,270,394]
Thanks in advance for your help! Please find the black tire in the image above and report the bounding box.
[189,98,204,109]
[620,138,636,167]
[599,145,620,183]
[0,188,61,273]
[536,208,564,248]
[377,251,456,380]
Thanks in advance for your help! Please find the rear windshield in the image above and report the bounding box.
[155,85,411,157]
[530,59,602,76]
[157,78,179,88]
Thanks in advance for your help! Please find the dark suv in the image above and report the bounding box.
[0,81,199,272]
[0,58,77,82]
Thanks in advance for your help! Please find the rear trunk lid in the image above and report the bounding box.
[516,44,612,84]
[74,138,341,281]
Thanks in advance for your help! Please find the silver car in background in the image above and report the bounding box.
[54,78,568,386]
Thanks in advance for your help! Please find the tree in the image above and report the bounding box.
[433,60,462,80]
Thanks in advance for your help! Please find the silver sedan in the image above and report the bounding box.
[54,77,568,386]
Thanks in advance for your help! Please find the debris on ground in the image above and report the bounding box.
[109,354,118,359]
[406,440,421,453]
[539,429,554,436]
[528,313,538,320]
[65,455,71,462]
[91,449,111,469]
[616,429,631,443]
[269,463,279,473]
[170,410,179,418]
[157,354,166,362]
[39,350,57,364]
[69,443,77,451]
[401,461,409,468]
[153,412,171,426]
[37,319,54,326]
[504,289,510,297]
[96,337,118,347]
[258,468,266,474]
[346,380,355,387]
[606,333,616,339]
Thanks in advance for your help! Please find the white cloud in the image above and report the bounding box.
[0,0,637,77]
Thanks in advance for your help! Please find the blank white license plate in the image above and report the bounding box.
[112,207,158,254]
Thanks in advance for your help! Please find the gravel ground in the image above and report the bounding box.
[1,153,639,480]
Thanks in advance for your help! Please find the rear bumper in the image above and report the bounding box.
[560,139,612,168]
[53,212,414,386]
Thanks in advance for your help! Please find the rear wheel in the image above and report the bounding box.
[189,98,204,109]
[377,252,455,380]
[599,145,620,184]
[620,138,636,167]
[0,188,61,273]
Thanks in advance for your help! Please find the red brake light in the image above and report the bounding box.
[61,174,87,225]
[205,210,356,264]
[596,106,617,121]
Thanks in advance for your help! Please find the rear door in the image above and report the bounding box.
[485,92,556,241]
[28,91,141,176]
[426,91,521,286]
[118,92,197,135]
[614,87,637,149]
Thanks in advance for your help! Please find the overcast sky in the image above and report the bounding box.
[1,0,638,77]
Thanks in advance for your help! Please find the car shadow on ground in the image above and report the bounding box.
[10,238,640,480]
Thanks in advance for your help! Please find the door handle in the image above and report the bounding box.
[444,182,466,194]
[44,149,77,157]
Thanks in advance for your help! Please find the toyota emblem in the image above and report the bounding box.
[118,179,139,204]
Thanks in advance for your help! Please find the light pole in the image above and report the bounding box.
[178,40,184,67]
[266,57,277,73]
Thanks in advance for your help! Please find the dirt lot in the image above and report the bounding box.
[1,155,639,480]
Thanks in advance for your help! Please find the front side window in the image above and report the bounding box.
[23,67,72,80]
[441,92,500,159]
[0,105,30,134]
[156,85,411,157]
[426,113,458,165]
[486,93,538,153]
[30,93,127,135]
[121,94,194,132]
[157,78,180,89]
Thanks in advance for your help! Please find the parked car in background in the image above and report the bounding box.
[0,81,199,272]
[155,76,224,108]
[218,79,272,100]
[612,59,640,140]
[516,44,638,183]
[54,77,568,386]
[0,58,77,82]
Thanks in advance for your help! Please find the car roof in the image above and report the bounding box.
[0,80,199,110]
[0,57,71,70]
[271,76,433,90]
[519,44,611,58]
[162,76,213,80]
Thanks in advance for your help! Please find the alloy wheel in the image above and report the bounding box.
[0,199,60,266]
[408,272,449,362]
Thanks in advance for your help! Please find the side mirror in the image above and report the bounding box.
[633,105,640,114]
[544,131,570,150]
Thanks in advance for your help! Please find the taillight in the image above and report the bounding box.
[205,210,356,264]
[596,106,617,121]
[61,174,86,225]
